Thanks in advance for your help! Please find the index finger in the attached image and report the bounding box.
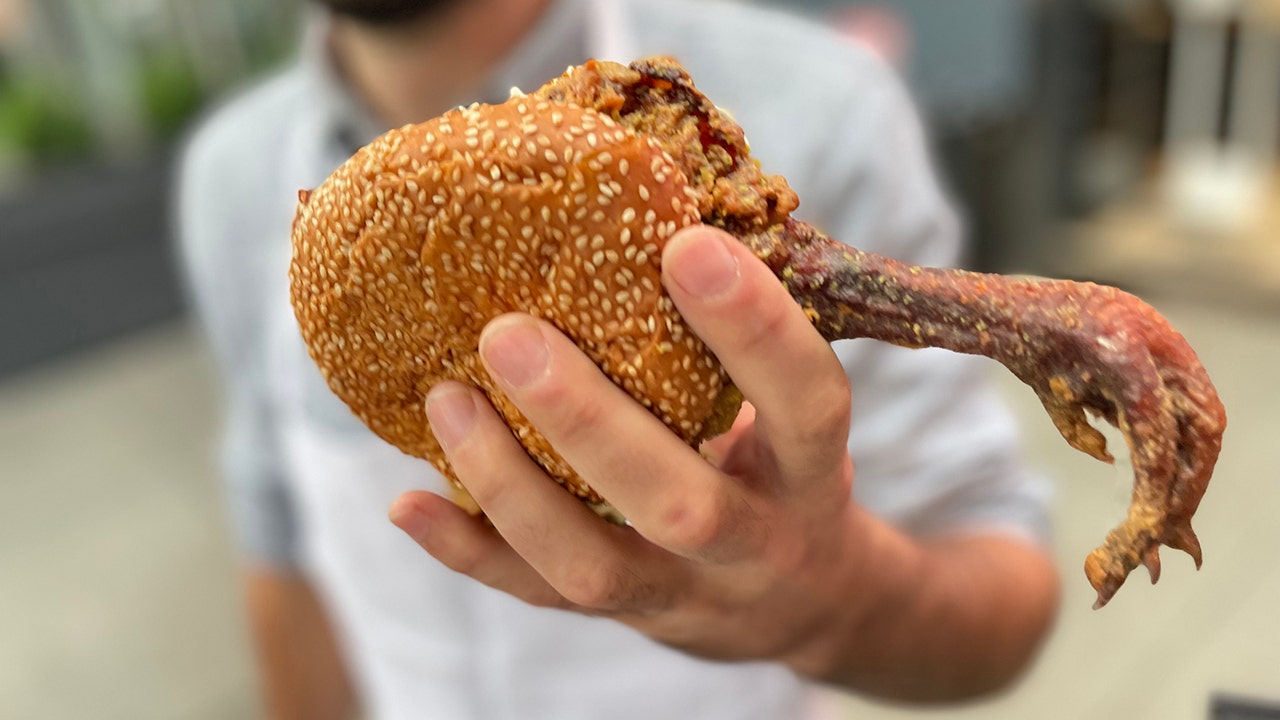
[661,226,852,486]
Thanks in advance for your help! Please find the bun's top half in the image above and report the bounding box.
[290,95,735,501]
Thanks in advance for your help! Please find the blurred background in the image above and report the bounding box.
[0,0,1276,718]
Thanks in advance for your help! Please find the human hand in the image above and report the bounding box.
[388,224,875,666]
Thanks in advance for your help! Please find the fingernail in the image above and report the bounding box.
[388,495,430,539]
[480,316,549,388]
[667,228,740,298]
[426,384,477,450]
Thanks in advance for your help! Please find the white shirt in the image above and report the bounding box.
[178,1,1050,717]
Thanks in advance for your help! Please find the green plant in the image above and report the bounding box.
[0,77,94,161]
[137,48,205,139]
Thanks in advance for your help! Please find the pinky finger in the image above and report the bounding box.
[389,491,570,610]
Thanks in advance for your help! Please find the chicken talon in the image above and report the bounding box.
[1036,381,1114,464]
[1167,522,1204,569]
[1142,546,1162,584]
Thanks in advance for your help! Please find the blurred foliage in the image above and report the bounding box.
[0,0,303,168]
[0,75,94,162]
[136,48,203,139]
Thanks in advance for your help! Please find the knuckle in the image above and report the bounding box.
[438,537,489,578]
[557,562,626,610]
[760,530,810,578]
[659,493,730,554]
[525,376,607,445]
[732,289,792,356]
[458,464,510,509]
[793,374,851,443]
[445,418,506,479]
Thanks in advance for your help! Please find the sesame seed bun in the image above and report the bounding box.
[290,93,744,504]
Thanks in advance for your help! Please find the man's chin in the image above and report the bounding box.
[313,0,465,25]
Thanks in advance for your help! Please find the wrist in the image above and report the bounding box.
[779,504,929,681]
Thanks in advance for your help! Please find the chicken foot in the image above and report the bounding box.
[741,219,1227,609]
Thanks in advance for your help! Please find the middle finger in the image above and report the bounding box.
[427,380,672,612]
[478,313,761,560]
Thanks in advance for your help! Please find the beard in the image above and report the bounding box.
[311,0,468,25]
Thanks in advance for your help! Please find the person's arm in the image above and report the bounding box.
[222,412,357,720]
[786,518,1059,701]
[215,348,358,720]
[176,122,358,720]
[245,567,358,720]
[388,224,1058,702]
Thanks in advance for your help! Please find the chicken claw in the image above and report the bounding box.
[743,219,1227,608]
